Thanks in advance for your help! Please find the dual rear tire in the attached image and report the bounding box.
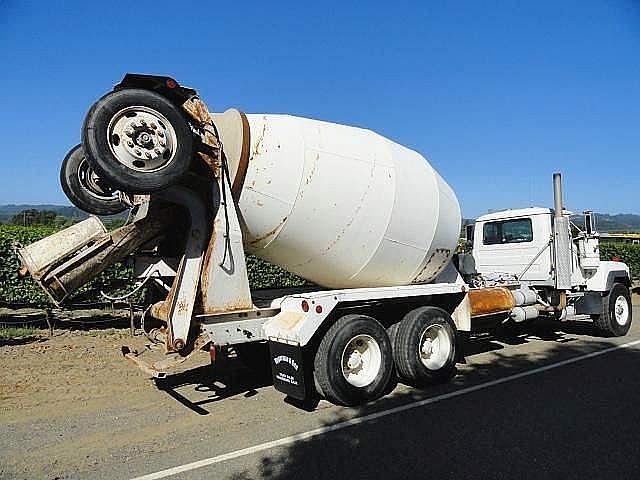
[392,307,457,386]
[313,308,457,406]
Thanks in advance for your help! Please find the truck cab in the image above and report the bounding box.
[471,207,630,292]
[467,197,631,329]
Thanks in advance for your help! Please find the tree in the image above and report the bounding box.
[11,209,59,226]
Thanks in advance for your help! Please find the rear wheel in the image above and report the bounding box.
[314,315,393,406]
[593,283,632,337]
[60,144,126,215]
[393,307,457,386]
[82,88,193,193]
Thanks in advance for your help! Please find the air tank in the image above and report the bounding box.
[231,114,461,288]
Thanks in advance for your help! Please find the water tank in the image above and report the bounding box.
[230,114,461,288]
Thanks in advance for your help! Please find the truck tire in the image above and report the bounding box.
[383,322,400,394]
[82,88,193,193]
[593,283,632,337]
[314,314,393,406]
[387,322,400,350]
[393,306,457,386]
[234,342,272,378]
[60,144,126,216]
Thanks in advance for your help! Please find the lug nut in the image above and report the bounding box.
[145,151,152,158]
[127,141,134,147]
[140,118,146,125]
[154,148,161,155]
[134,149,142,156]
[125,129,133,136]
[150,123,157,129]
[158,131,164,137]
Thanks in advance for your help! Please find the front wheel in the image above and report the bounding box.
[82,88,193,193]
[314,315,394,406]
[593,283,632,337]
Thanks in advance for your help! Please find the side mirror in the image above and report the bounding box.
[584,210,594,235]
[465,224,475,247]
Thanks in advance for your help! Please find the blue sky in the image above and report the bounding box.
[0,0,638,217]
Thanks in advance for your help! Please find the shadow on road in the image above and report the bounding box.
[155,358,274,415]
[224,322,640,480]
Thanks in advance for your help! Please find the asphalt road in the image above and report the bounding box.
[3,304,640,480]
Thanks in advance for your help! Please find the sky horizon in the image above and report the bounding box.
[1,1,638,217]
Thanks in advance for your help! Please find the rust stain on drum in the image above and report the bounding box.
[250,120,268,161]
[248,217,287,246]
[468,287,515,317]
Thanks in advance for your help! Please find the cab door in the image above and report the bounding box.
[473,214,552,283]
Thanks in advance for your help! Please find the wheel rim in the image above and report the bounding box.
[77,158,119,201]
[418,324,452,370]
[614,295,629,326]
[341,334,382,388]
[106,106,178,173]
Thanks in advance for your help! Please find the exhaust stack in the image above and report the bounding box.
[552,172,571,290]
[553,172,563,218]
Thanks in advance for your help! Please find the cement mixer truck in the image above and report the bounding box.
[18,74,633,407]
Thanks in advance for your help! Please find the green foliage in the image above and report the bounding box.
[0,224,60,306]
[0,224,309,307]
[246,255,311,289]
[599,242,640,280]
[0,326,40,339]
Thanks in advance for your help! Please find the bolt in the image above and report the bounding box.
[150,123,157,129]
[145,151,152,158]
[140,118,146,125]
[154,148,161,155]
[157,130,164,137]
[134,149,142,156]
[159,139,166,146]
[125,129,133,136]
[173,338,185,351]
[127,141,134,147]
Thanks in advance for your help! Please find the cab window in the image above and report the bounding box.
[483,218,533,245]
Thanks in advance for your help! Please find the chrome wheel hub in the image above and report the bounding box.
[341,334,382,388]
[107,106,177,172]
[614,295,629,326]
[78,158,118,200]
[418,324,452,370]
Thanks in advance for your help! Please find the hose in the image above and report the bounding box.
[100,270,160,301]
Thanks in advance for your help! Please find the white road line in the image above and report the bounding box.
[130,338,640,480]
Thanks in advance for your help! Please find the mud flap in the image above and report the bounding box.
[269,341,311,401]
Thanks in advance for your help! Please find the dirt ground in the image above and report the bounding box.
[2,294,639,479]
[0,328,221,479]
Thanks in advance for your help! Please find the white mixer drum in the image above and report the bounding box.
[234,114,461,288]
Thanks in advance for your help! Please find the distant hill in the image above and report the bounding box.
[576,213,640,233]
[0,204,127,224]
